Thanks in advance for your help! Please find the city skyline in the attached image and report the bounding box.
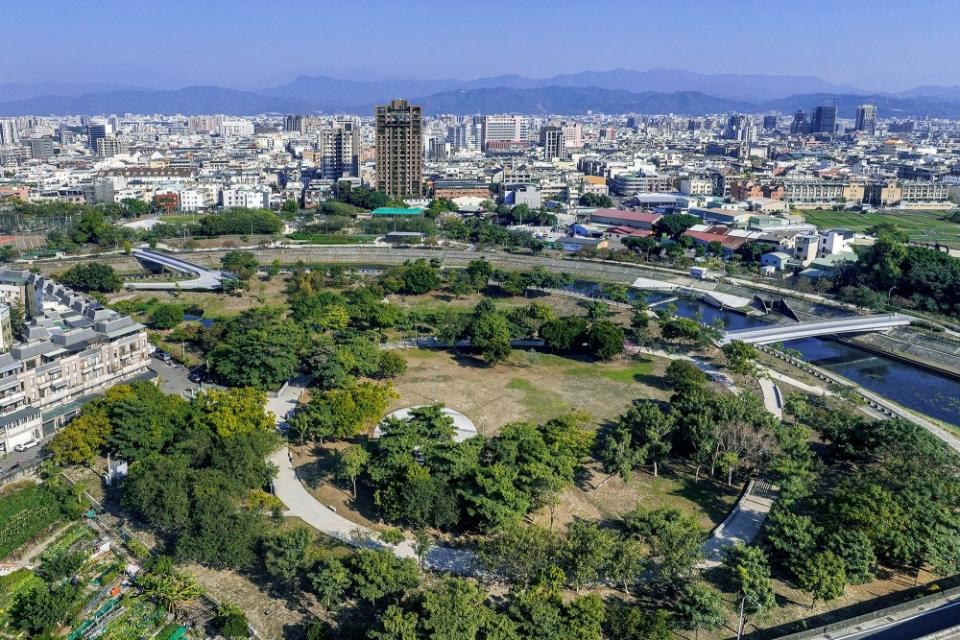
[3,0,960,92]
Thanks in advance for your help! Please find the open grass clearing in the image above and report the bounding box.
[797,208,960,248]
[386,348,670,436]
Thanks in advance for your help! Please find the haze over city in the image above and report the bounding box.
[1,3,960,640]
[3,0,960,91]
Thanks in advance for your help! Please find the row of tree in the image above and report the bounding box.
[765,395,960,599]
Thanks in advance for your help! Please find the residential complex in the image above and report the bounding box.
[0,270,151,452]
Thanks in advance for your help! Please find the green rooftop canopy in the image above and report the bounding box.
[371,207,425,216]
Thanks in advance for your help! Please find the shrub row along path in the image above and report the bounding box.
[267,344,786,574]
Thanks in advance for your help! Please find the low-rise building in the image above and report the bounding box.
[0,272,152,451]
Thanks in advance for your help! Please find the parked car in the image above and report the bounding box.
[13,438,40,452]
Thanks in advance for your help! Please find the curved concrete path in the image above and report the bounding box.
[267,344,780,574]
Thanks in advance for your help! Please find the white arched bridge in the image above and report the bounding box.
[127,247,235,290]
[721,313,911,345]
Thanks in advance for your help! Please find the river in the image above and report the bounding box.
[569,281,960,427]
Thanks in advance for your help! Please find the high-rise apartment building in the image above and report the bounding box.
[0,119,18,146]
[810,105,838,135]
[790,110,808,135]
[559,121,583,148]
[317,121,360,179]
[375,99,423,198]
[540,126,565,160]
[87,122,111,150]
[855,104,877,135]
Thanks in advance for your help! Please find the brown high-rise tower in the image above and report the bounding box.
[375,99,423,199]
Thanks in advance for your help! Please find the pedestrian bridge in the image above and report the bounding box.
[721,313,911,345]
[127,247,234,291]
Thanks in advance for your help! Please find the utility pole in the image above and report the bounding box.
[736,596,746,640]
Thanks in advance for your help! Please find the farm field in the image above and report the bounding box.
[796,208,960,248]
[0,483,64,560]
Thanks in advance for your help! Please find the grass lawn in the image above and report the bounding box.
[287,232,376,245]
[533,460,741,534]
[387,348,670,435]
[796,208,960,248]
[159,214,204,224]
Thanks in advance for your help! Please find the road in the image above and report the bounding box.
[791,599,960,640]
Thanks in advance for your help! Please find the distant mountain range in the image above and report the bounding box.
[2,69,960,117]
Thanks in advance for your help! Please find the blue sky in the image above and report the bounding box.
[2,0,958,90]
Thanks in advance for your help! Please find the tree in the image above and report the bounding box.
[215,603,250,639]
[10,581,80,635]
[337,445,370,499]
[397,259,441,294]
[620,400,674,477]
[149,303,185,330]
[597,423,646,483]
[369,605,421,640]
[825,529,876,584]
[208,307,305,390]
[605,606,674,640]
[796,551,846,608]
[540,316,588,353]
[660,317,704,344]
[606,537,648,592]
[122,454,193,533]
[562,520,617,593]
[49,410,112,465]
[376,350,408,379]
[655,214,699,238]
[466,258,493,290]
[468,302,512,364]
[350,549,420,604]
[480,524,560,588]
[625,507,703,583]
[282,199,299,213]
[722,341,759,375]
[58,262,123,292]
[765,508,820,572]
[579,192,613,208]
[722,544,776,614]
[421,578,499,640]
[664,360,707,394]
[136,560,204,614]
[676,582,726,640]
[464,463,531,530]
[221,250,259,281]
[306,558,352,610]
[191,386,274,438]
[262,527,313,585]
[289,382,393,445]
[587,320,624,360]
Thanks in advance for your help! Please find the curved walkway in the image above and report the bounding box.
[267,342,784,574]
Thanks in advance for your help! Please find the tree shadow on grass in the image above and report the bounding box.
[664,465,742,527]
[632,372,670,390]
